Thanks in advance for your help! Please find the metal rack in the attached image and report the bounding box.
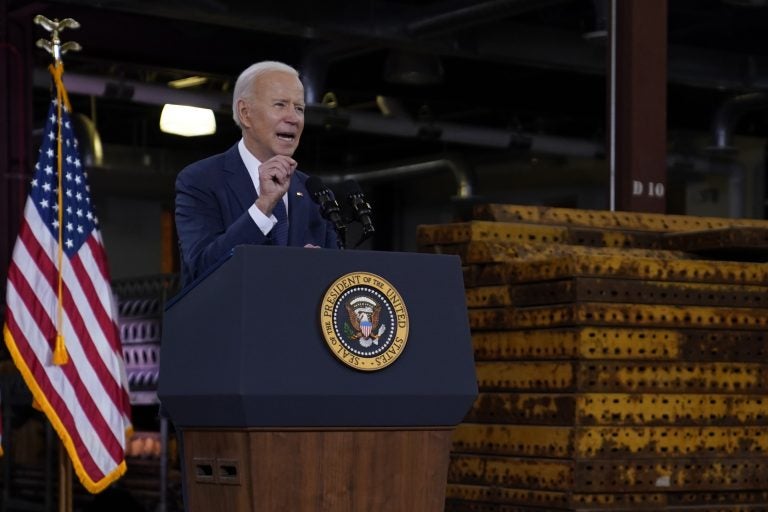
[112,274,180,512]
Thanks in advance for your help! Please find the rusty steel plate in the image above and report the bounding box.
[466,393,768,426]
[567,226,663,250]
[445,499,567,512]
[560,491,669,510]
[471,204,768,233]
[446,487,768,510]
[471,330,582,360]
[507,255,768,285]
[453,424,768,459]
[464,255,768,287]
[466,286,516,308]
[572,426,768,459]
[570,457,768,492]
[664,227,768,260]
[650,329,768,362]
[418,222,668,252]
[466,278,768,309]
[469,303,768,331]
[446,486,768,511]
[449,454,768,493]
[417,222,568,246]
[475,362,575,391]
[576,361,768,393]
[425,240,685,264]
[452,424,572,458]
[474,361,768,393]
[472,328,768,362]
[572,490,768,511]
[448,454,572,491]
[576,393,768,426]
[445,484,569,509]
[466,393,575,425]
[445,484,768,512]
[666,491,768,508]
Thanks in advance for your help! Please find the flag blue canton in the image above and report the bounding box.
[30,99,97,258]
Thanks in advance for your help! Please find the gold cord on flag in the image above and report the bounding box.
[51,61,72,365]
[34,14,80,365]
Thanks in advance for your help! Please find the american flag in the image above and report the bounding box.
[3,93,132,493]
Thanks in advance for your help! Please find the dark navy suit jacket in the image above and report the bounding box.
[175,143,338,285]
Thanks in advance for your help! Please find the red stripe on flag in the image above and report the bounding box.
[69,247,132,405]
[82,237,133,418]
[13,228,125,466]
[6,271,110,480]
[85,236,113,288]
[20,223,129,410]
[6,311,106,480]
[70,245,120,349]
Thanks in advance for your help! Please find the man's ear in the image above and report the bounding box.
[237,99,251,128]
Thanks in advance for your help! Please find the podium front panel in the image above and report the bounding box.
[159,245,477,428]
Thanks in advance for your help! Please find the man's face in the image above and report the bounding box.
[239,70,305,161]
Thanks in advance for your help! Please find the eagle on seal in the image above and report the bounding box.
[346,296,384,346]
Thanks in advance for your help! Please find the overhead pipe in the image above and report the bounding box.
[306,106,604,158]
[323,157,474,199]
[407,0,568,37]
[708,91,768,153]
[33,68,230,112]
[583,0,609,40]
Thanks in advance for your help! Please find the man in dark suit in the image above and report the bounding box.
[175,60,338,285]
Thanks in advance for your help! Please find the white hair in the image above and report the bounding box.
[232,61,300,128]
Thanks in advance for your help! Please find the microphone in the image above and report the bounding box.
[305,176,346,248]
[339,179,375,245]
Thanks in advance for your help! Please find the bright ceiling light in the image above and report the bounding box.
[159,104,216,137]
[168,76,209,89]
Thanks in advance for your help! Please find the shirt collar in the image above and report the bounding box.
[237,139,289,210]
[238,139,262,195]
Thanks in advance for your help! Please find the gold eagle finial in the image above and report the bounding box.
[33,15,81,62]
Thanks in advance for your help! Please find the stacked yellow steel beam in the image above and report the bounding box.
[418,204,768,512]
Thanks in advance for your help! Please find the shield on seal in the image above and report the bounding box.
[361,319,372,338]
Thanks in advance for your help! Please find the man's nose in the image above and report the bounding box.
[285,108,301,124]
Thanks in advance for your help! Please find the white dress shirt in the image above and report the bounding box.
[238,139,289,236]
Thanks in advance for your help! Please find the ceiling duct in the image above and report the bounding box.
[383,50,444,85]
[406,0,569,37]
[708,91,768,153]
[721,0,768,6]
[33,68,230,112]
[323,157,474,199]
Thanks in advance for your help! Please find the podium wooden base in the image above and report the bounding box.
[182,429,453,512]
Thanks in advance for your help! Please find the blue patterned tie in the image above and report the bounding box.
[272,198,289,245]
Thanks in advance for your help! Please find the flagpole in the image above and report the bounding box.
[58,443,73,512]
[33,15,81,512]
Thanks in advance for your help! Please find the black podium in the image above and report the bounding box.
[158,245,477,512]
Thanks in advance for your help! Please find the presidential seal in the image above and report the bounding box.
[320,272,409,371]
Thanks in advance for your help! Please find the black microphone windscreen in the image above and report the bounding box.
[339,179,363,197]
[305,176,326,201]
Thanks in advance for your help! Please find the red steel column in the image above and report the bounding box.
[0,2,34,305]
[609,0,668,212]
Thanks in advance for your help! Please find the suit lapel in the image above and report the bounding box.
[223,144,257,213]
[287,177,308,246]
